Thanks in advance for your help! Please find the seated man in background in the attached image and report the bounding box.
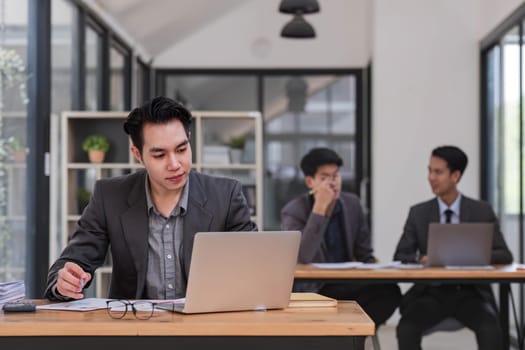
[394,145,513,350]
[281,148,401,329]
[45,96,257,301]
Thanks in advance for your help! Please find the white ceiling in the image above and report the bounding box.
[91,0,247,57]
[86,0,372,68]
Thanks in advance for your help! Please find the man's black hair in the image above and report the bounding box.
[123,96,192,153]
[300,148,343,177]
[431,145,468,176]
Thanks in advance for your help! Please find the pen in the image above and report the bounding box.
[79,277,85,289]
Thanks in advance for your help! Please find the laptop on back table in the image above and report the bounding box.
[162,230,300,314]
[426,223,494,267]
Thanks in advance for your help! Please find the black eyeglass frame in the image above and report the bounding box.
[106,300,158,320]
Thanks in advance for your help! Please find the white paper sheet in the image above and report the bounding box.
[396,263,425,269]
[311,262,364,269]
[37,298,110,311]
[354,261,404,269]
[37,298,185,312]
[311,261,406,269]
[445,265,494,270]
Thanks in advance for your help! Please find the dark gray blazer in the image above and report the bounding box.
[45,170,257,300]
[394,195,513,311]
[281,192,375,264]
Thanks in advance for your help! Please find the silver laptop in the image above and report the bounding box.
[162,230,300,314]
[426,223,494,267]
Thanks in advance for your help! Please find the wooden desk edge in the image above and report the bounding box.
[294,263,525,280]
[0,301,374,337]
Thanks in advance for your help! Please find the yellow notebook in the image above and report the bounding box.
[288,292,338,308]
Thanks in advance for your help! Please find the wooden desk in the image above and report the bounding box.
[295,263,525,350]
[0,300,374,350]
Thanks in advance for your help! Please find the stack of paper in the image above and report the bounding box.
[0,280,25,306]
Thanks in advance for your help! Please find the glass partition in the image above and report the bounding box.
[0,0,28,282]
[110,45,124,110]
[158,72,362,230]
[263,75,356,229]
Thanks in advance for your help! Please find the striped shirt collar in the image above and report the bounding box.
[145,174,189,217]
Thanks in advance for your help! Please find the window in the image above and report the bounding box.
[51,0,72,114]
[482,23,524,264]
[481,5,525,341]
[85,24,101,111]
[263,75,357,229]
[163,74,258,111]
[157,71,365,230]
[135,59,150,105]
[0,0,28,282]
[109,44,124,110]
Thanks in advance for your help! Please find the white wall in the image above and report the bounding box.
[154,0,371,68]
[371,0,522,263]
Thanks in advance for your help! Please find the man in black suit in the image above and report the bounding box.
[394,145,512,350]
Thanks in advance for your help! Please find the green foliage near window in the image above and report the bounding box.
[0,48,28,280]
[0,48,28,104]
[82,134,110,152]
[5,136,24,153]
[227,135,246,149]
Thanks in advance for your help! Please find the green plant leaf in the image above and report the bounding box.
[82,134,110,152]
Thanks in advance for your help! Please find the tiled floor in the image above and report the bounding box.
[365,323,477,349]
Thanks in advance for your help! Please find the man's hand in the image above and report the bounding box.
[419,255,428,264]
[56,262,91,299]
[311,180,337,216]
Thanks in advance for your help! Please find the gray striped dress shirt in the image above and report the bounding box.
[144,176,189,299]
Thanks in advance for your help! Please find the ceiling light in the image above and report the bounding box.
[279,0,320,14]
[280,13,316,39]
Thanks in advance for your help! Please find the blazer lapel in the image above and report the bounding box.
[459,195,471,222]
[428,198,440,223]
[120,172,149,297]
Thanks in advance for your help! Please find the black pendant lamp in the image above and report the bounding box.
[279,0,320,14]
[281,14,316,39]
[279,0,320,39]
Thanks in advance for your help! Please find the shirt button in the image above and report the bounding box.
[166,224,170,229]
[167,254,172,259]
[168,284,173,289]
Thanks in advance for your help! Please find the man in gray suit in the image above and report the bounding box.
[394,145,512,350]
[45,97,257,301]
[281,148,401,328]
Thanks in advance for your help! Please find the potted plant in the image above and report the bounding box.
[227,135,246,164]
[82,134,110,163]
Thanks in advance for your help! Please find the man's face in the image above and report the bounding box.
[306,163,342,198]
[427,156,460,198]
[131,119,192,195]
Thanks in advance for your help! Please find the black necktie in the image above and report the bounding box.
[444,209,454,223]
